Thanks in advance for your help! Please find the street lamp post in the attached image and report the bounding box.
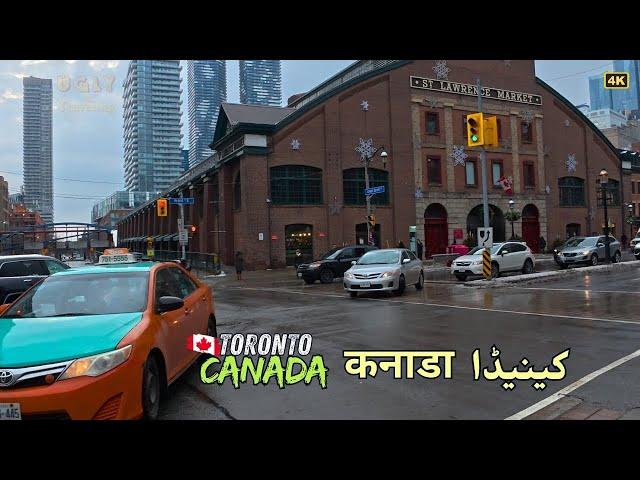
[266,198,272,269]
[508,199,515,240]
[356,140,388,246]
[599,168,611,263]
[628,203,634,249]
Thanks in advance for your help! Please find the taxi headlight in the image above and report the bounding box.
[58,345,132,380]
[345,272,354,279]
[380,270,399,278]
[309,262,322,269]
[582,250,591,256]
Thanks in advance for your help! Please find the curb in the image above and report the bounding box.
[464,260,640,287]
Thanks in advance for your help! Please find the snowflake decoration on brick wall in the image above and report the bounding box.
[566,153,577,173]
[433,60,450,80]
[545,185,551,194]
[329,197,343,215]
[520,110,534,125]
[564,119,571,127]
[415,187,424,199]
[360,100,369,111]
[451,145,468,166]
[290,138,301,150]
[355,138,376,160]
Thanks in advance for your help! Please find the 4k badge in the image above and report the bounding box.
[604,72,630,89]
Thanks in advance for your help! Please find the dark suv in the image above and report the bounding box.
[0,255,70,305]
[297,245,378,284]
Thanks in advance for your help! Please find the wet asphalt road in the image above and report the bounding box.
[159,261,640,420]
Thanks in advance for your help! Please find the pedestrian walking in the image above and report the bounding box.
[294,248,303,268]
[539,236,547,253]
[416,238,424,260]
[621,233,628,250]
[234,251,244,281]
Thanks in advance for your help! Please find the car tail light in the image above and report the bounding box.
[92,394,122,420]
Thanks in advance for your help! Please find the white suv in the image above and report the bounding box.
[451,241,535,281]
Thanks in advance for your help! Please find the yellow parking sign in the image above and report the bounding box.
[604,72,630,89]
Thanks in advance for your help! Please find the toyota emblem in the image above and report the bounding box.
[0,370,14,387]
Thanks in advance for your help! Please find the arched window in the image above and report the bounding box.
[597,178,620,206]
[558,177,585,206]
[233,172,241,210]
[270,165,322,205]
[343,168,390,206]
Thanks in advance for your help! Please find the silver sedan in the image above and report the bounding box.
[343,248,424,297]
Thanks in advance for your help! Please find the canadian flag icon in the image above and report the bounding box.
[498,175,513,195]
[187,334,221,356]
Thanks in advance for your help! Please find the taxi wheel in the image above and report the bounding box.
[590,254,598,266]
[142,355,162,421]
[613,251,621,263]
[522,259,534,274]
[415,271,424,290]
[394,275,406,295]
[491,262,500,279]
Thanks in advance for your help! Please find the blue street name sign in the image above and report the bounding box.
[364,185,386,196]
[169,197,195,205]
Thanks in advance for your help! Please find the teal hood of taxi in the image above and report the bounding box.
[0,313,143,368]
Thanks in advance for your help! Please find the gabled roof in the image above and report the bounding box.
[535,77,620,158]
[211,103,295,146]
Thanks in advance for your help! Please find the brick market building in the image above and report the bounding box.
[117,60,630,269]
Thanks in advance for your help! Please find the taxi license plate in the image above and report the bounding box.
[360,282,371,288]
[297,273,302,278]
[0,403,21,421]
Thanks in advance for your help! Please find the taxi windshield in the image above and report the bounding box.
[564,237,595,248]
[2,272,149,319]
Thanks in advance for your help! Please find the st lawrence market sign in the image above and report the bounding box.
[410,76,542,106]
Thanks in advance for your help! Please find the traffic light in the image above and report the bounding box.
[483,116,499,147]
[466,112,484,147]
[157,198,168,217]
[367,214,376,228]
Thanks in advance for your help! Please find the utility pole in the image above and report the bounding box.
[477,78,489,229]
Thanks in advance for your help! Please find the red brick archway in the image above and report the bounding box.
[424,203,448,259]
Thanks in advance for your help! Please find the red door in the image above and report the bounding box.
[424,203,448,259]
[521,204,540,253]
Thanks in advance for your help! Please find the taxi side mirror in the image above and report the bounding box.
[157,296,184,313]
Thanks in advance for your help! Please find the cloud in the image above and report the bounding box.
[12,72,27,79]
[2,89,22,100]
[21,60,48,66]
[88,60,120,70]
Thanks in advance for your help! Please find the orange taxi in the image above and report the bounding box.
[0,249,217,420]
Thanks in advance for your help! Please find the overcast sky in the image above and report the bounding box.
[0,60,616,224]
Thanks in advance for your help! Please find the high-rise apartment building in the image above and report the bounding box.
[23,76,53,223]
[589,60,640,115]
[0,176,8,232]
[123,60,184,193]
[188,60,226,168]
[239,60,282,107]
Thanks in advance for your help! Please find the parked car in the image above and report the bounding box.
[297,245,378,284]
[343,248,423,297]
[553,235,622,268]
[634,242,640,260]
[630,235,640,249]
[450,241,535,281]
[0,254,70,305]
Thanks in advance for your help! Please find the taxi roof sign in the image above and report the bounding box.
[99,252,138,265]
[103,248,129,255]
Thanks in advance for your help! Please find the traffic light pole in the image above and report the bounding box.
[364,158,372,245]
[179,192,186,261]
[477,78,490,229]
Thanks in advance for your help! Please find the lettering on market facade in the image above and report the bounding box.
[410,76,542,106]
